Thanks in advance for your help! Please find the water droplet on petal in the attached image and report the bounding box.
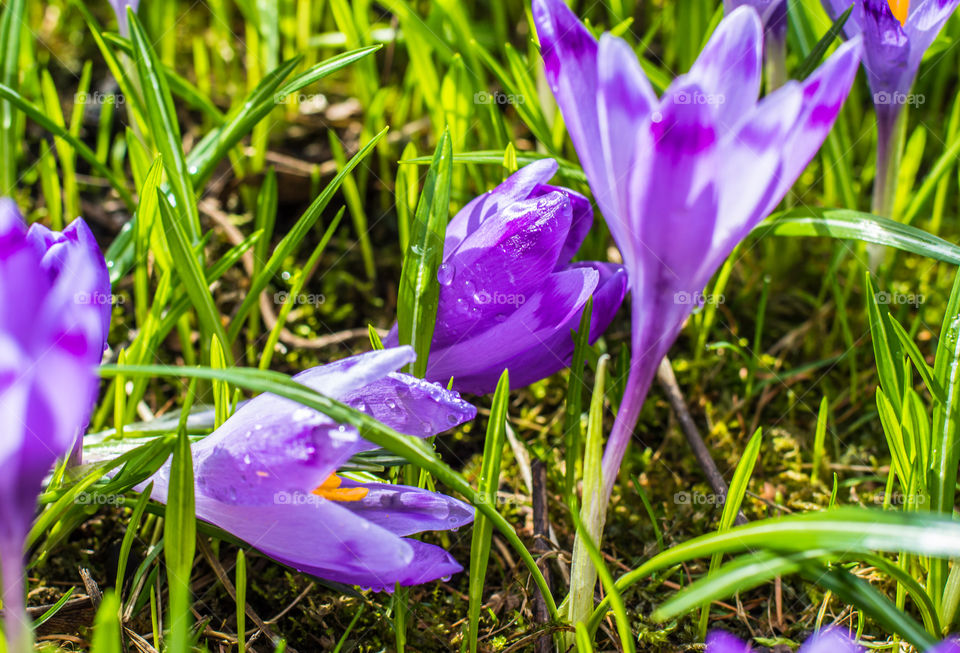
[437,263,455,286]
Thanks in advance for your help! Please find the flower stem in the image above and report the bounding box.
[764,35,787,91]
[0,541,28,653]
[869,105,905,269]
[872,106,904,219]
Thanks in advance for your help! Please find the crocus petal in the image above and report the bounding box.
[176,489,418,592]
[340,372,477,438]
[684,6,763,130]
[533,0,607,206]
[631,79,719,287]
[109,0,140,34]
[858,0,911,93]
[725,0,789,40]
[479,262,627,391]
[338,479,474,536]
[443,159,558,256]
[798,628,863,653]
[27,219,111,355]
[434,191,574,348]
[392,539,465,587]
[193,348,419,503]
[709,81,803,262]
[706,630,751,653]
[596,33,658,262]
[930,639,960,653]
[427,266,599,393]
[536,183,594,265]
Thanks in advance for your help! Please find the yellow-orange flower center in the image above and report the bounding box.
[888,0,910,25]
[312,474,369,502]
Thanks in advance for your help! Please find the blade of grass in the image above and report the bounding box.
[468,370,509,653]
[128,9,201,242]
[227,129,386,343]
[697,428,762,638]
[397,128,452,377]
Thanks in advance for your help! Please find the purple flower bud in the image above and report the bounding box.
[388,159,628,395]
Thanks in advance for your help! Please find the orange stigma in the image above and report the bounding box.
[312,474,369,502]
[888,0,909,25]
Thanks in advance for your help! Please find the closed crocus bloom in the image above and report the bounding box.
[533,1,861,502]
[0,199,110,650]
[389,159,627,395]
[822,0,959,215]
[146,347,477,591]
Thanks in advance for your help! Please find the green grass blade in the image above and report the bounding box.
[754,208,960,265]
[397,128,452,377]
[0,0,24,193]
[89,591,122,653]
[794,5,852,79]
[158,192,233,364]
[236,550,247,653]
[165,399,197,653]
[564,298,593,500]
[0,83,135,209]
[226,127,387,342]
[128,10,201,242]
[697,428,761,637]
[116,481,153,597]
[468,370,509,653]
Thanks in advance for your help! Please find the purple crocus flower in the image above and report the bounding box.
[724,0,789,86]
[388,159,628,395]
[822,0,959,214]
[145,347,477,591]
[708,628,960,652]
[0,199,110,650]
[533,0,861,501]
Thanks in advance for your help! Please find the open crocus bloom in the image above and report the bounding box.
[822,0,959,213]
[146,347,477,591]
[533,0,861,502]
[0,199,110,649]
[707,628,960,652]
[388,159,627,395]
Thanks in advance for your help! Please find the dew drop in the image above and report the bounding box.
[437,263,455,286]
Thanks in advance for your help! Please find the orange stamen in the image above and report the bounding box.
[888,0,910,26]
[312,474,369,502]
